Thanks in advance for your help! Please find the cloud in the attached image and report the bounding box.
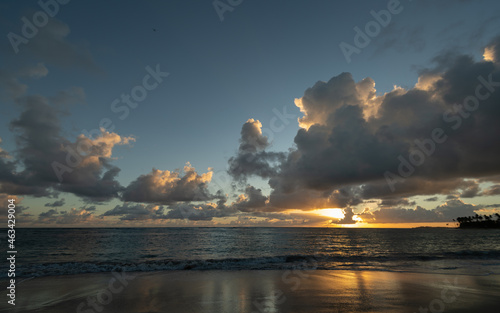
[37,207,96,224]
[49,86,86,108]
[228,119,286,181]
[44,198,65,207]
[18,62,49,79]
[224,36,500,213]
[122,163,215,204]
[82,205,97,212]
[295,74,382,130]
[0,63,48,100]
[1,92,134,201]
[331,207,357,224]
[459,181,481,198]
[19,19,100,73]
[0,194,29,217]
[0,138,9,158]
[363,206,442,223]
[102,198,235,222]
[379,197,416,208]
[164,199,234,221]
[101,203,166,221]
[482,184,500,196]
[232,185,268,212]
[434,199,480,220]
[359,199,479,223]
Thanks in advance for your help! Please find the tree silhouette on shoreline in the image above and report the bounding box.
[455,213,500,228]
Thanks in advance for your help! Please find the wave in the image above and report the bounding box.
[2,251,500,278]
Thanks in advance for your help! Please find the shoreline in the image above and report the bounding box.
[1,270,499,313]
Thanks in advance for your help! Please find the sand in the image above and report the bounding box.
[1,270,499,313]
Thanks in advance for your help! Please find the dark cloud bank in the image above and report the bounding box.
[2,36,500,224]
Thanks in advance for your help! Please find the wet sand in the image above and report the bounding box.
[1,270,499,313]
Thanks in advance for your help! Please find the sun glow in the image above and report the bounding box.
[484,46,496,62]
[315,208,345,219]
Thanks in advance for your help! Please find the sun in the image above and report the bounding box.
[314,208,365,226]
[315,208,345,219]
[353,215,363,222]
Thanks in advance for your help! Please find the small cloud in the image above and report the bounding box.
[44,198,65,207]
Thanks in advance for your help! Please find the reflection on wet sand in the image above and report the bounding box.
[3,270,500,313]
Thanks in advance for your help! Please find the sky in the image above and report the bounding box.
[1,0,500,227]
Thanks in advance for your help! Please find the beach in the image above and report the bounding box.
[2,270,499,313]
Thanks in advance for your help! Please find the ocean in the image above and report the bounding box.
[2,227,500,278]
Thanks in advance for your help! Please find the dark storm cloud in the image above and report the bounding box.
[228,119,286,181]
[0,91,133,201]
[482,184,500,196]
[459,181,481,198]
[232,185,268,212]
[360,178,480,200]
[233,37,500,212]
